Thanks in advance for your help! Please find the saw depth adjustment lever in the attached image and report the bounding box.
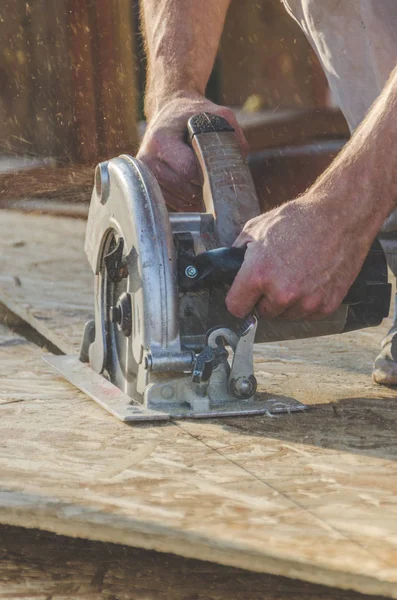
[192,315,258,401]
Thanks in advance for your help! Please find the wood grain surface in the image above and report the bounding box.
[0,210,92,354]
[1,211,397,597]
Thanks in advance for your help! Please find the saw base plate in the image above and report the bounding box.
[44,355,308,422]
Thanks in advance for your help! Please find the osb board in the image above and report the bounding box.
[0,526,390,600]
[0,210,92,354]
[1,211,397,597]
[1,327,397,599]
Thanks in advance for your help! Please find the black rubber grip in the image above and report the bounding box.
[187,113,235,142]
[179,247,244,289]
[180,247,245,289]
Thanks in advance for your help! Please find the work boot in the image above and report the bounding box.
[373,227,397,385]
[373,300,397,385]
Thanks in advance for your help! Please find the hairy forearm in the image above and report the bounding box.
[140,0,231,119]
[311,65,397,238]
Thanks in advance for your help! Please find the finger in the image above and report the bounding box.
[232,224,259,248]
[162,188,202,212]
[304,290,344,321]
[164,143,201,182]
[190,175,202,187]
[232,231,251,248]
[226,261,263,318]
[160,176,202,211]
[279,290,333,321]
[152,160,201,202]
[256,296,286,319]
[232,216,264,248]
[140,153,202,210]
[255,285,301,319]
[226,246,300,319]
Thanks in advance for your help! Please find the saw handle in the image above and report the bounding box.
[188,113,260,247]
[179,240,391,310]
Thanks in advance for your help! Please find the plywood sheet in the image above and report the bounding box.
[0,525,390,600]
[1,210,397,597]
[0,324,397,598]
[0,211,92,354]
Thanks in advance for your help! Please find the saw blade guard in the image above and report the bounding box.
[83,155,183,397]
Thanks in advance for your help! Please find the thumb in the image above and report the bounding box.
[232,229,251,248]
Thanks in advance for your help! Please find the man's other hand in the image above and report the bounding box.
[226,194,374,321]
[137,94,248,211]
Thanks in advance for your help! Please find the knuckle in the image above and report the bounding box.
[318,305,335,318]
[270,293,288,310]
[138,138,162,163]
[300,291,325,314]
[244,215,262,231]
[300,296,323,314]
[270,284,299,310]
[251,271,267,293]
[320,298,341,317]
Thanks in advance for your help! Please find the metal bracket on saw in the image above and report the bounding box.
[44,353,306,422]
[44,311,307,422]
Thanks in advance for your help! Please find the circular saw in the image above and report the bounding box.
[46,113,391,422]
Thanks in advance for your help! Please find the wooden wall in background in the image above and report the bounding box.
[0,0,33,158]
[220,0,328,109]
[0,0,331,165]
[0,0,139,164]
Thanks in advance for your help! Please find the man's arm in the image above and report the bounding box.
[141,0,230,119]
[138,0,247,211]
[226,66,397,320]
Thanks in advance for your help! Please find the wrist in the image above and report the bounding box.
[144,86,205,121]
[293,183,383,252]
[310,164,394,242]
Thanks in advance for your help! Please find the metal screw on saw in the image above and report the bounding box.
[185,265,198,279]
[230,375,257,400]
[109,305,121,324]
[109,292,132,337]
[144,353,152,371]
[95,161,110,204]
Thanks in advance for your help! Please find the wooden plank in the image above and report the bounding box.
[0,198,89,218]
[1,211,397,597]
[0,525,390,600]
